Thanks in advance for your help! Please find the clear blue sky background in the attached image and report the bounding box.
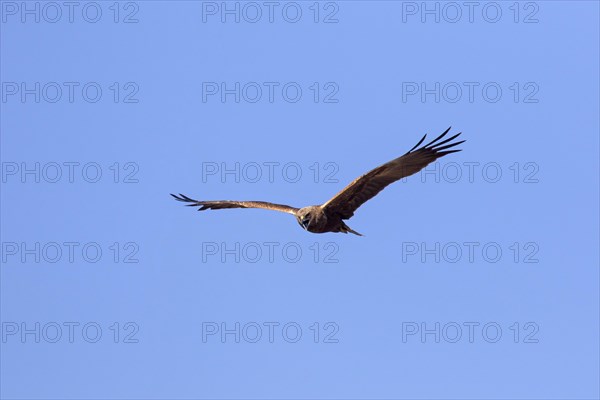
[1,1,599,399]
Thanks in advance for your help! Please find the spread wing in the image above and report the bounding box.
[321,127,464,219]
[171,193,298,215]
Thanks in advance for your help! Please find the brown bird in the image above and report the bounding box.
[172,127,464,235]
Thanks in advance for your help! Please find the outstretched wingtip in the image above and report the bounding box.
[171,193,201,205]
[171,193,183,201]
[424,127,454,148]
[408,134,428,153]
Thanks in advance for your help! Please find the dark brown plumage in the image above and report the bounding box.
[172,127,464,235]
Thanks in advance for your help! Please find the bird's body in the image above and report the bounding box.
[172,127,464,235]
[295,206,361,235]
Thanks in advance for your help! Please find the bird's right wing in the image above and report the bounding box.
[171,193,299,215]
[321,128,464,219]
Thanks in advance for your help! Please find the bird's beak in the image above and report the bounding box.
[301,219,310,230]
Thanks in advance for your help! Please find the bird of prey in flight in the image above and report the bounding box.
[172,127,464,236]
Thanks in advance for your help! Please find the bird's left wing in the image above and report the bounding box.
[171,194,299,215]
[321,127,464,219]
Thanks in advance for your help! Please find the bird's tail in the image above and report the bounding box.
[340,221,363,236]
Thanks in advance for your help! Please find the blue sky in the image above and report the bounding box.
[1,1,599,399]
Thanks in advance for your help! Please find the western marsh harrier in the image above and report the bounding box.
[172,127,464,235]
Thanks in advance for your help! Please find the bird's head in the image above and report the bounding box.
[296,207,320,231]
[296,210,312,230]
